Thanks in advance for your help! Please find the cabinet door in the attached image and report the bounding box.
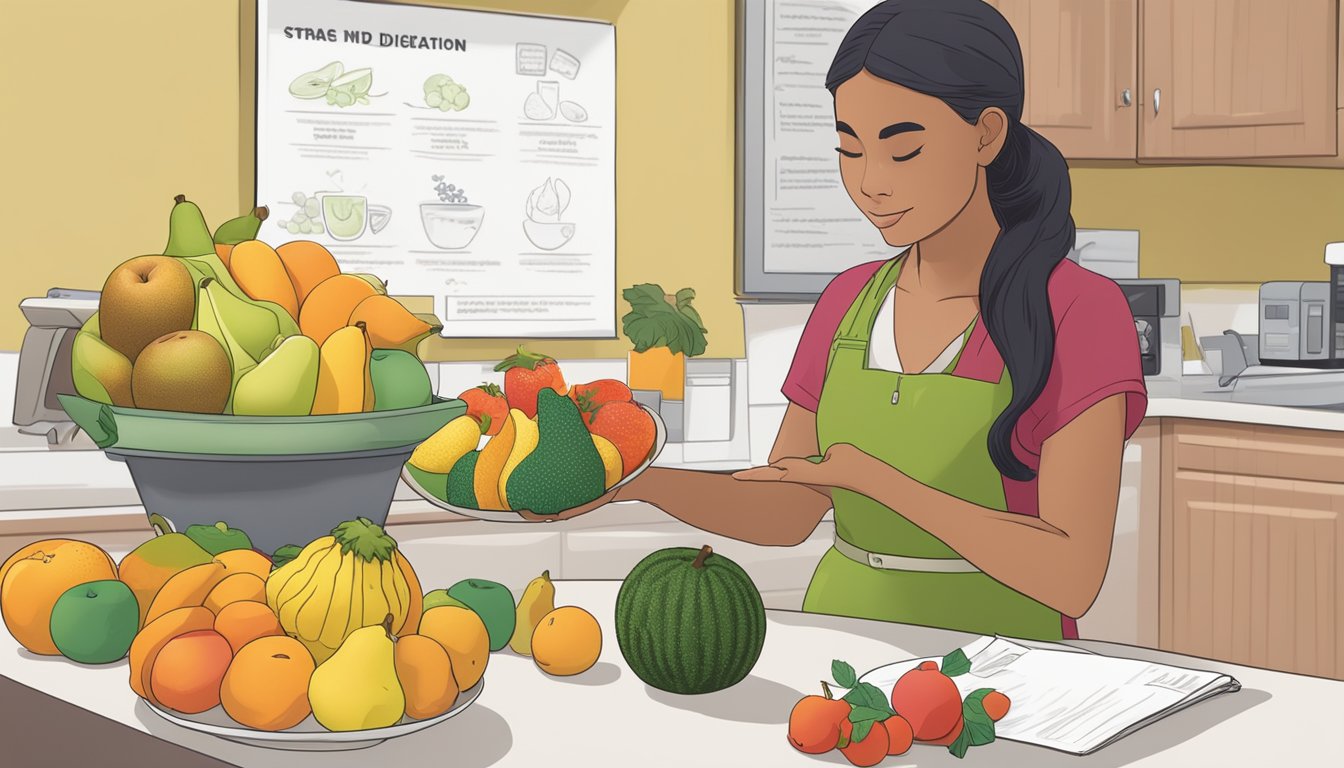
[1160,467,1343,679]
[989,0,1138,158]
[1141,0,1338,159]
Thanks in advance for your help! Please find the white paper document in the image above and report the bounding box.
[763,0,893,273]
[256,0,616,337]
[862,636,1241,756]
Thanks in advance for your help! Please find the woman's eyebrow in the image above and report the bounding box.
[879,122,925,138]
[836,121,858,137]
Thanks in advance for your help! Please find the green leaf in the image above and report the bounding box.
[831,660,858,689]
[948,727,972,759]
[95,405,118,449]
[271,544,302,570]
[842,682,895,715]
[942,648,972,677]
[848,705,891,723]
[850,717,876,744]
[947,688,997,758]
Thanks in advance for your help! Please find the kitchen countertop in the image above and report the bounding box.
[0,579,1336,767]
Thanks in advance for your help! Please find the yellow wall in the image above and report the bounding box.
[1071,165,1344,283]
[2,0,741,361]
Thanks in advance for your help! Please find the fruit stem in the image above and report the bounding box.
[254,205,270,222]
[174,194,186,204]
[821,680,834,700]
[201,277,214,289]
[382,613,394,636]
[541,570,550,580]
[692,545,713,569]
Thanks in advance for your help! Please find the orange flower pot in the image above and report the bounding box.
[628,347,685,401]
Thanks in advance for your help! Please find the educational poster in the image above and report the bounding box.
[256,0,616,337]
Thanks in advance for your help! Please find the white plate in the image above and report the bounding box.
[144,678,483,751]
[401,403,667,522]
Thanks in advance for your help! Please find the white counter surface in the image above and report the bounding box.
[1,579,1337,767]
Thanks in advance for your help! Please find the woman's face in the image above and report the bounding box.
[833,69,1002,247]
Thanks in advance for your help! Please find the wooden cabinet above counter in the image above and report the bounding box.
[987,0,1342,166]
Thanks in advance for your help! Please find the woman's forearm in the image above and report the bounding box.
[616,467,832,546]
[842,457,1109,617]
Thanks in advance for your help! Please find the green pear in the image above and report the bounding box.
[214,206,270,246]
[70,314,134,406]
[180,255,299,344]
[369,349,433,410]
[233,335,320,415]
[195,277,260,412]
[198,276,294,363]
[163,194,215,257]
[308,616,405,731]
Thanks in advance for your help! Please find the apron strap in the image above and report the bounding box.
[833,534,982,574]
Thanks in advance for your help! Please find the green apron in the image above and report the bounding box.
[802,255,1064,640]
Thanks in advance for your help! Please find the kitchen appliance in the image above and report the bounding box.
[13,289,100,442]
[1257,281,1343,368]
[1068,229,1140,279]
[1115,279,1181,378]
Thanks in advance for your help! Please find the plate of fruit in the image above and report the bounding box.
[401,347,666,522]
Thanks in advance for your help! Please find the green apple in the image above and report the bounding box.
[49,580,139,664]
[446,578,516,651]
[422,589,471,612]
[369,349,433,410]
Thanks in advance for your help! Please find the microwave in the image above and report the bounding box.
[1257,281,1344,368]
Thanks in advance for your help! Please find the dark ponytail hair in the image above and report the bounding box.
[826,0,1075,481]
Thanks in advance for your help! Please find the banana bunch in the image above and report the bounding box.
[265,518,416,664]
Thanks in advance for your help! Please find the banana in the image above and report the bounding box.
[214,206,270,246]
[293,545,346,643]
[317,551,357,653]
[377,557,404,628]
[275,543,338,626]
[509,570,556,656]
[361,558,387,628]
[266,536,334,608]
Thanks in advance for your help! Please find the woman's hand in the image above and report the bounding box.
[515,484,627,522]
[732,442,876,492]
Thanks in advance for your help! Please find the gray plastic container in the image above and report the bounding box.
[110,445,413,555]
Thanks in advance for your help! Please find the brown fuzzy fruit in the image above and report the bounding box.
[99,255,196,362]
[131,330,231,413]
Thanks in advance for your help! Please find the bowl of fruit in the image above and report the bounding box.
[59,195,462,553]
[401,347,665,522]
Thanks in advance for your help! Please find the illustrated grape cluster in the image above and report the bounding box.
[424,74,470,112]
[432,176,468,204]
[275,192,325,235]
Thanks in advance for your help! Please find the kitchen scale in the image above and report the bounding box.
[13,289,100,444]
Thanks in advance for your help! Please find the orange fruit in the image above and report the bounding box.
[221,635,314,730]
[128,606,215,703]
[530,606,602,677]
[394,634,459,719]
[203,572,267,614]
[395,552,423,636]
[150,629,233,714]
[214,600,283,654]
[417,606,489,690]
[0,539,118,655]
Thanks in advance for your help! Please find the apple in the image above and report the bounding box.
[99,255,196,362]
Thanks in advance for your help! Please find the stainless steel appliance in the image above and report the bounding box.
[1257,281,1342,368]
[1115,279,1181,378]
[13,289,101,443]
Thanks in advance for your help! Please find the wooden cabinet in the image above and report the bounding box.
[988,0,1138,158]
[990,0,1340,164]
[1141,0,1338,160]
[1159,420,1344,679]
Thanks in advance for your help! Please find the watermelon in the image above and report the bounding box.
[615,545,766,694]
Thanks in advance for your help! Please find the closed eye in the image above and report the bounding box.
[892,147,923,162]
[835,147,862,159]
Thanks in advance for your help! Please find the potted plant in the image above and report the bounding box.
[621,284,708,401]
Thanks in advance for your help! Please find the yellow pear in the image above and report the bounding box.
[508,570,555,656]
[498,413,539,509]
[311,322,371,414]
[308,615,405,731]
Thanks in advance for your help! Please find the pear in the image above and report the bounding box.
[70,314,134,406]
[214,206,270,246]
[233,335,320,416]
[308,615,405,732]
[195,277,261,412]
[179,256,300,345]
[163,194,216,257]
[198,276,296,363]
[508,570,556,656]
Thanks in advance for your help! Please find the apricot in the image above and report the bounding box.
[221,635,314,730]
[418,606,489,690]
[275,240,340,305]
[214,600,283,654]
[787,683,852,754]
[838,718,889,767]
[531,606,602,677]
[229,240,300,321]
[144,561,227,624]
[150,629,233,714]
[891,660,962,741]
[0,539,118,655]
[923,713,965,746]
[982,690,1011,721]
[213,549,273,581]
[299,274,378,345]
[394,634,460,719]
[348,294,437,353]
[203,572,267,614]
[882,713,914,755]
[129,606,216,703]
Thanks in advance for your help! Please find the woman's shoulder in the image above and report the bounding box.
[1046,259,1131,328]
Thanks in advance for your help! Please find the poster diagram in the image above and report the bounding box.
[421,176,483,250]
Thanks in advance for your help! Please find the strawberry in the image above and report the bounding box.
[587,400,656,476]
[492,346,567,419]
[457,383,508,436]
[569,379,633,426]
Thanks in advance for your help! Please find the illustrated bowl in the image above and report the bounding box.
[400,403,666,522]
[522,219,575,251]
[143,678,483,751]
[421,203,484,249]
[58,395,466,553]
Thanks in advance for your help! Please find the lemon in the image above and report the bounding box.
[591,434,623,489]
[410,415,482,472]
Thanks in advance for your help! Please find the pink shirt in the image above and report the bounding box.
[782,258,1149,637]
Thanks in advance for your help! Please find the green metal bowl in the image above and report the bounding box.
[57,395,466,553]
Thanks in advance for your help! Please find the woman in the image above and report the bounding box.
[537,0,1147,641]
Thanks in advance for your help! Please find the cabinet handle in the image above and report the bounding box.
[1153,88,1161,116]
[1122,88,1132,107]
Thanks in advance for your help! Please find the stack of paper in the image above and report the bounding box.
[861,636,1241,755]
